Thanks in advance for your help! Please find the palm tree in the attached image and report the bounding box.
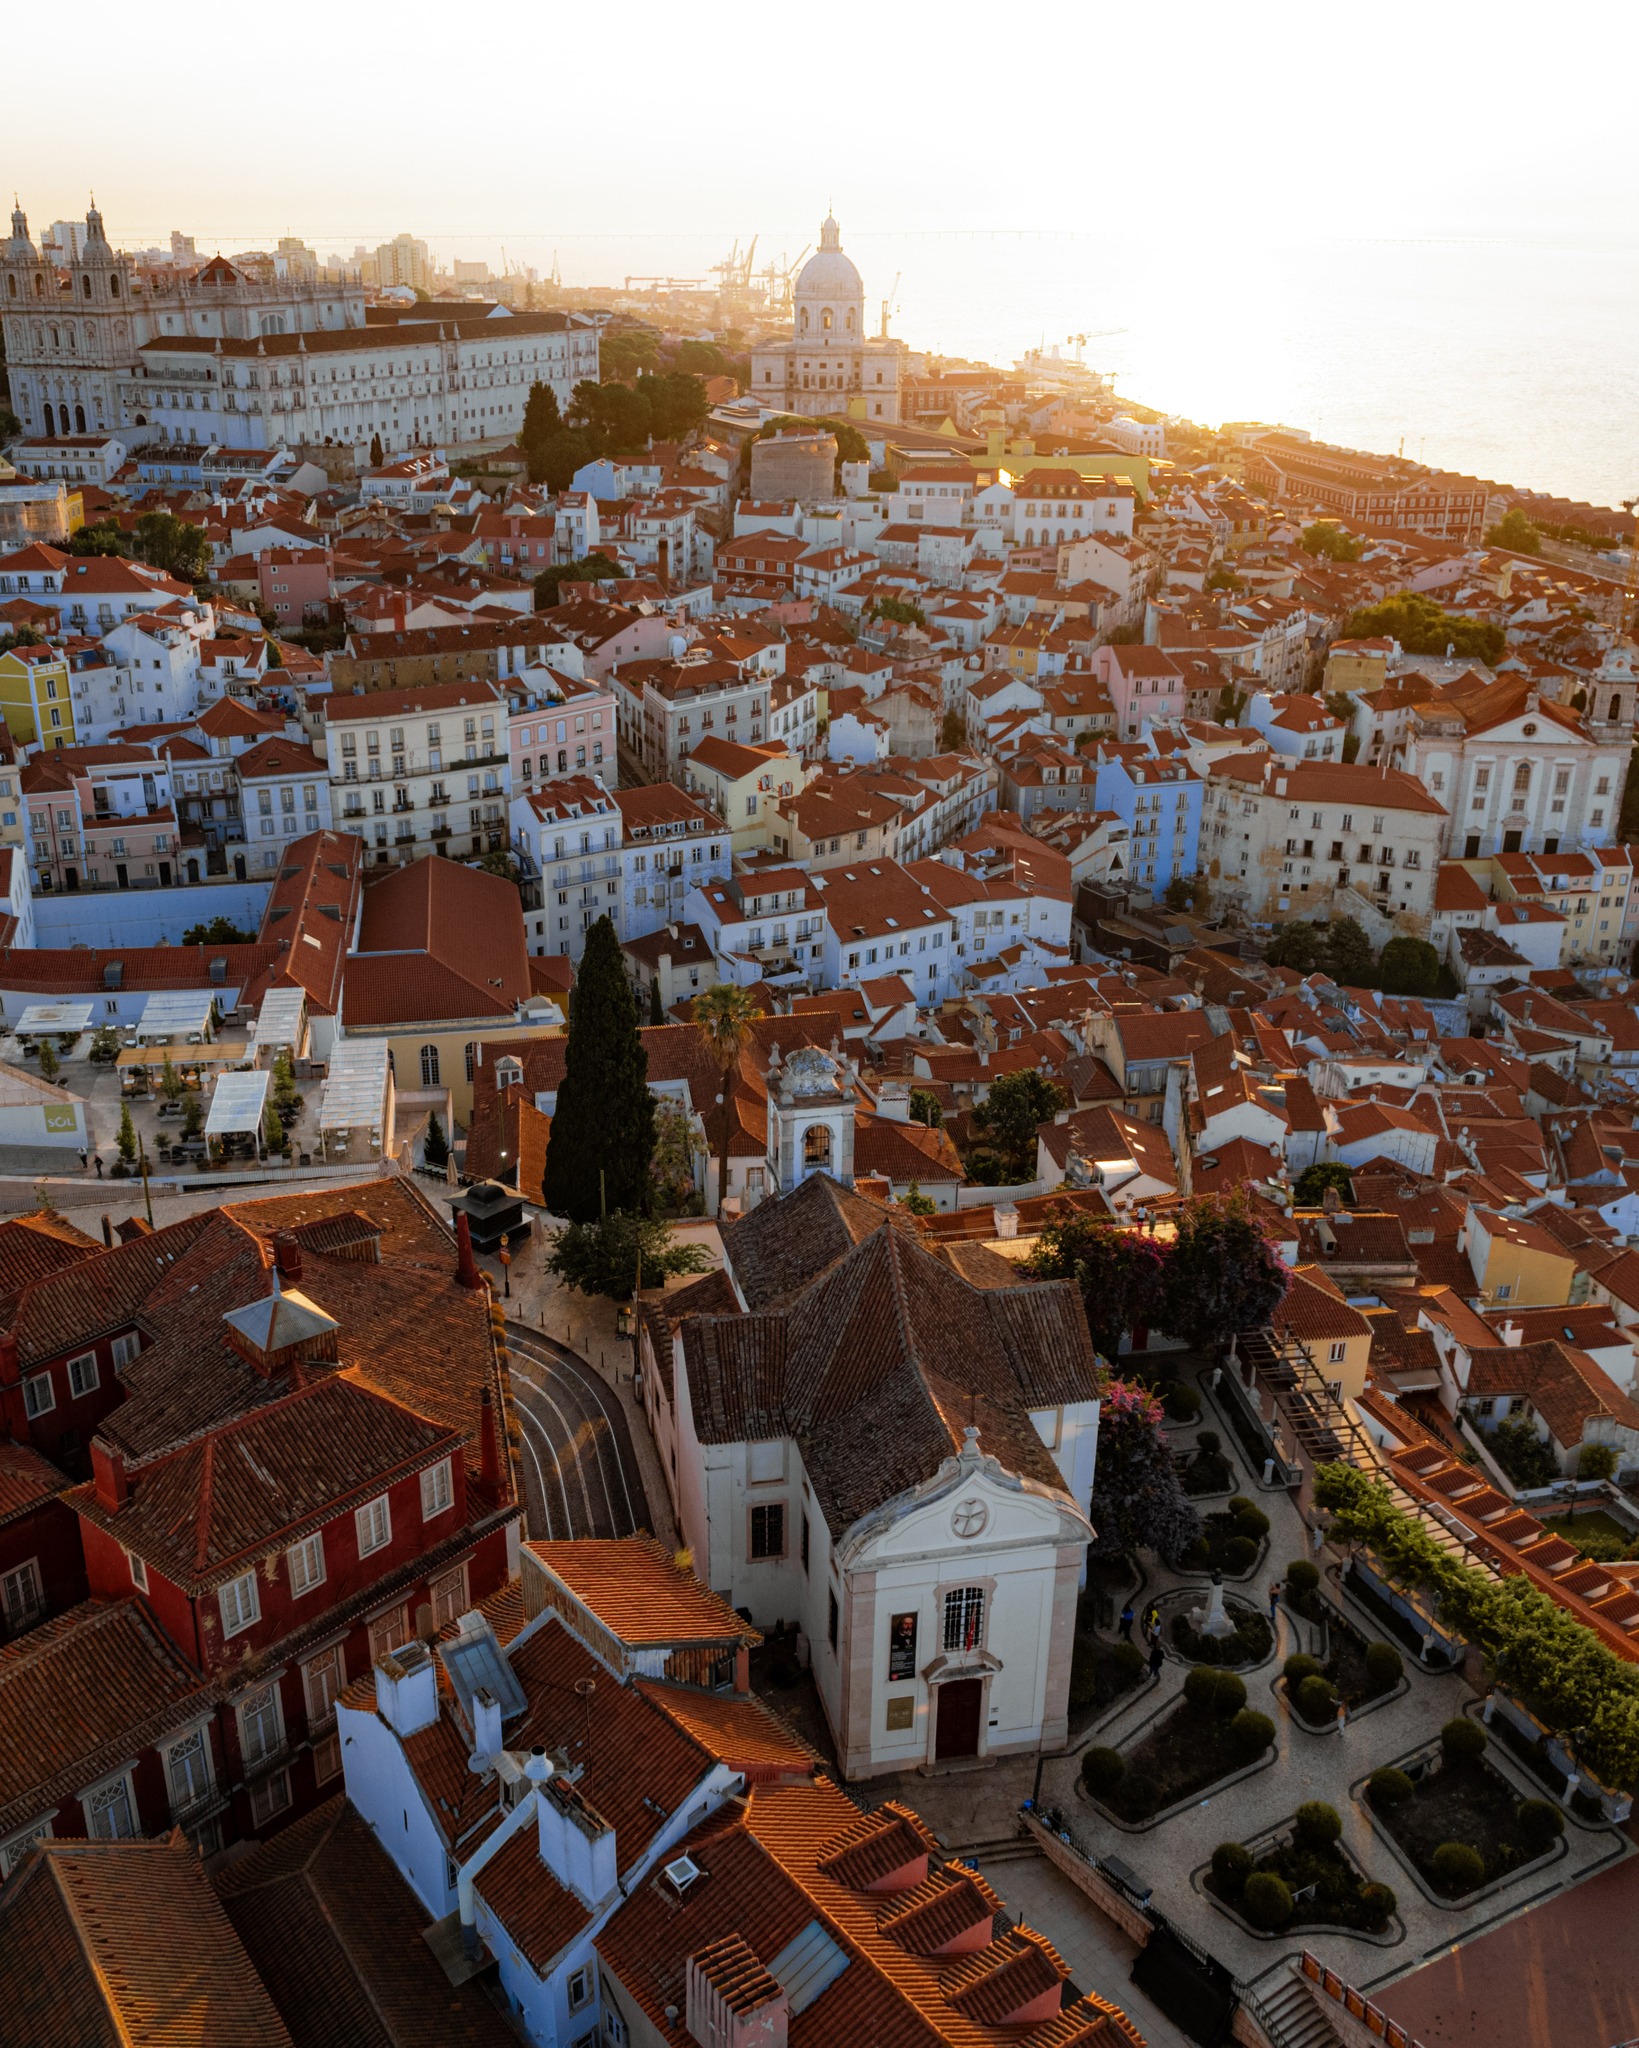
[692,984,763,1216]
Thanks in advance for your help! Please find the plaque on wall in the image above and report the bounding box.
[885,1695,915,1730]
[888,1611,917,1680]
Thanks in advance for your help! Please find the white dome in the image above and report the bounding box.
[793,214,864,339]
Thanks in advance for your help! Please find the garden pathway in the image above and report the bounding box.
[936,1362,1632,2004]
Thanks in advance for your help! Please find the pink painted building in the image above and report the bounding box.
[506,669,618,793]
[1093,643,1187,740]
[257,547,333,632]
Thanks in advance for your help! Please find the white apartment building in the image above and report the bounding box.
[812,859,960,1005]
[612,657,771,783]
[614,785,730,942]
[236,736,332,871]
[325,680,509,868]
[1204,753,1448,933]
[510,777,623,960]
[686,867,830,990]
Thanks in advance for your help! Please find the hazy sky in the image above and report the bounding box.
[9,0,1636,263]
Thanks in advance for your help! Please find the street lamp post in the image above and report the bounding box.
[499,1231,511,1298]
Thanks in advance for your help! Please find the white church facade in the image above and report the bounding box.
[750,214,906,424]
[638,1166,1101,1780]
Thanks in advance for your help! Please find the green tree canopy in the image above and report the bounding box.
[534,554,623,610]
[909,1089,944,1129]
[546,1211,710,1300]
[519,378,562,457]
[872,596,926,629]
[1340,592,1505,667]
[598,328,662,383]
[1158,1189,1290,1346]
[1324,916,1376,988]
[1025,1211,1169,1359]
[66,518,130,558]
[183,915,255,946]
[525,425,595,492]
[1292,1162,1354,1207]
[1264,921,1324,974]
[1376,935,1441,997]
[133,510,211,582]
[637,370,710,443]
[423,1110,449,1171]
[541,915,656,1222]
[969,1067,1067,1181]
[1486,508,1542,555]
[1301,522,1364,562]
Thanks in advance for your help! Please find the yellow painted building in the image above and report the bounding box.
[681,735,810,857]
[1322,638,1395,697]
[1463,1205,1577,1310]
[0,646,77,751]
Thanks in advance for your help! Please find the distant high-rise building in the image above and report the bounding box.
[169,230,196,264]
[374,233,431,292]
[453,258,489,287]
[41,219,88,266]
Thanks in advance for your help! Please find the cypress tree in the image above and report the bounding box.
[542,915,654,1222]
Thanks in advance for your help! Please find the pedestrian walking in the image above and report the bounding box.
[78,1148,88,1172]
[1268,1578,1282,1625]
[93,1154,103,1179]
[1143,1601,1160,1638]
[1118,1602,1134,1642]
[1148,1636,1165,1680]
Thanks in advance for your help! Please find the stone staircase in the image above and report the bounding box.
[1244,1968,1349,2048]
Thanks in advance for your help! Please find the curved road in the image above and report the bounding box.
[505,1323,652,1541]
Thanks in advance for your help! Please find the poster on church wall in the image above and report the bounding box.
[888,1611,917,1680]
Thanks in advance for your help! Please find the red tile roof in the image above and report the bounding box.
[0,1833,295,2047]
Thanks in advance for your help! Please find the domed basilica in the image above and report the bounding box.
[749,214,905,425]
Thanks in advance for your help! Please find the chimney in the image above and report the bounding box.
[994,1203,1019,1241]
[734,1644,751,1695]
[471,1685,503,1762]
[455,1210,483,1291]
[537,1772,618,1906]
[876,1079,911,1123]
[479,1385,501,1494]
[273,1231,303,1282]
[374,1638,439,1737]
[1499,1320,1523,1348]
[687,1941,790,2048]
[91,1438,129,1513]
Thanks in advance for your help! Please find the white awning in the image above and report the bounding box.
[15,1002,95,1037]
[132,990,218,1043]
[319,1039,390,1134]
[253,987,307,1056]
[205,1068,271,1138]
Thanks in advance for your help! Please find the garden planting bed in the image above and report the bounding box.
[1360,1727,1568,1904]
[1202,1806,1400,1943]
[1180,1429,1237,1499]
[1537,1508,1637,1561]
[1159,1587,1273,1669]
[1181,1496,1271,1581]
[1069,1632,1147,1719]
[1276,1610,1407,1733]
[1080,1667,1275,1826]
